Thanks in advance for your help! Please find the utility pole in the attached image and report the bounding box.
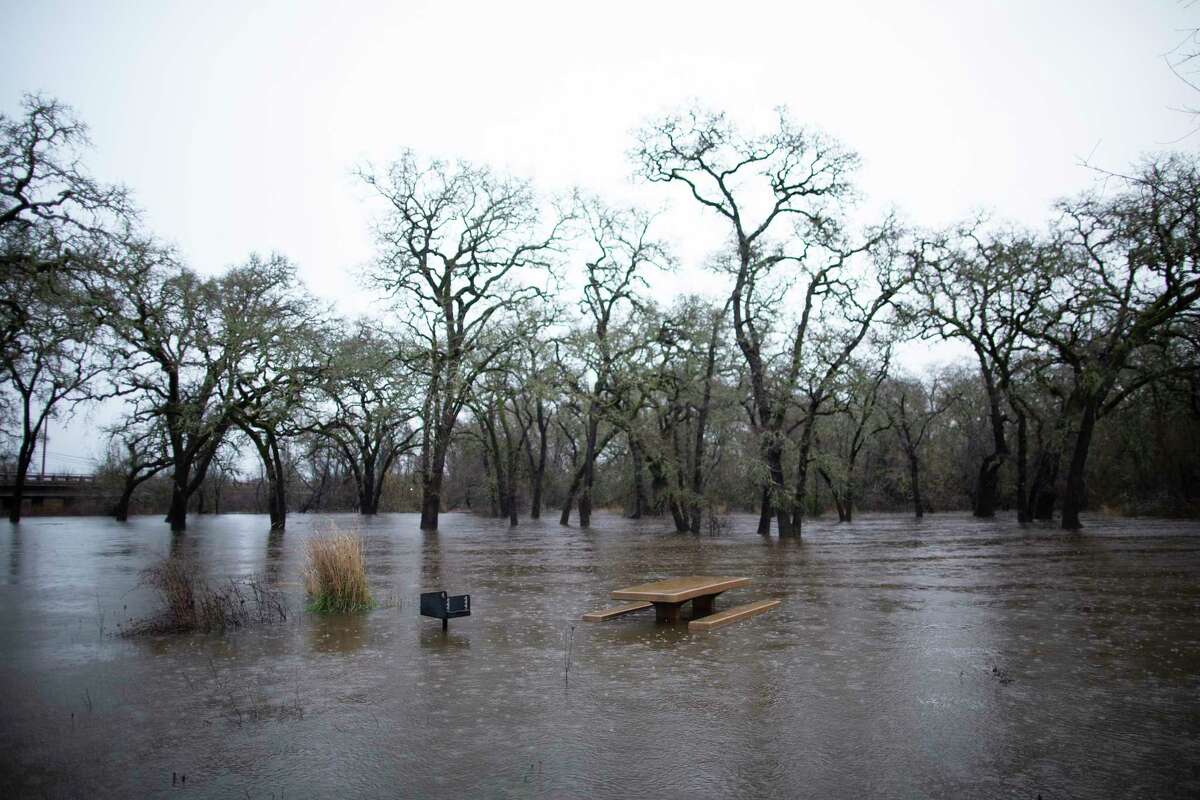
[40,423,48,477]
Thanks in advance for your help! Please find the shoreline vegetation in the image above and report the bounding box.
[2,95,1198,538]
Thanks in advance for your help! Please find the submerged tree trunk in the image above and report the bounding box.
[974,456,1003,518]
[524,400,549,519]
[1061,403,1098,531]
[788,415,822,536]
[559,463,584,526]
[974,371,1008,518]
[419,426,450,531]
[113,479,138,522]
[908,453,924,519]
[1028,448,1060,521]
[242,425,288,529]
[819,468,849,522]
[577,414,600,528]
[667,497,690,532]
[756,486,772,536]
[420,470,443,530]
[765,443,793,537]
[167,474,189,532]
[7,436,37,523]
[1015,411,1029,523]
[628,435,647,519]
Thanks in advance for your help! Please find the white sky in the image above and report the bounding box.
[3,0,1196,471]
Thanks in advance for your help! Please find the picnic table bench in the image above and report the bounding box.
[610,576,752,624]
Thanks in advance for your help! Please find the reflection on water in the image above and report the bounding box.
[418,626,471,651]
[1,511,1199,798]
[309,611,369,654]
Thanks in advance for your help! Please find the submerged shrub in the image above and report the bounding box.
[122,557,287,636]
[304,532,373,613]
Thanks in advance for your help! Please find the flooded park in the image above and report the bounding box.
[1,511,1198,798]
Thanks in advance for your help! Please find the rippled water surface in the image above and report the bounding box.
[2,511,1199,798]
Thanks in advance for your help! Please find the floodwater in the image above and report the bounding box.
[1,512,1199,798]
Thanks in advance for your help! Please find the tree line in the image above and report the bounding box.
[2,95,1198,534]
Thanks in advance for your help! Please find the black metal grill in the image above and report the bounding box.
[420,590,471,630]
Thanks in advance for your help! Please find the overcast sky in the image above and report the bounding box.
[3,0,1196,470]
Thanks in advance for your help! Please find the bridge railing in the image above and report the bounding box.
[0,472,96,484]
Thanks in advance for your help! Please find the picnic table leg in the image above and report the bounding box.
[653,602,683,624]
[691,594,716,619]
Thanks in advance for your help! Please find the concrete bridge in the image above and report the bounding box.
[0,472,102,516]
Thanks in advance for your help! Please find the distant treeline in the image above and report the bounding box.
[2,96,1197,533]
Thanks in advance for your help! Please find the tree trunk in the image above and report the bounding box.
[756,486,772,536]
[480,429,499,517]
[528,401,548,519]
[578,416,599,528]
[1015,411,1029,523]
[789,421,821,535]
[820,468,848,522]
[1029,448,1060,521]
[420,470,442,530]
[264,434,287,529]
[113,477,137,521]
[667,497,690,532]
[360,457,380,515]
[1027,415,1063,522]
[763,441,793,536]
[504,432,520,527]
[245,426,287,529]
[1061,402,1098,531]
[908,452,923,519]
[506,473,519,527]
[648,456,671,518]
[688,308,722,535]
[529,460,545,519]
[628,435,647,519]
[167,480,188,532]
[481,410,509,520]
[973,367,1008,519]
[419,421,451,530]
[7,440,36,524]
[973,456,1003,518]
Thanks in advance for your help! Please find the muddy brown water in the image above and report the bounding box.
[1,511,1198,798]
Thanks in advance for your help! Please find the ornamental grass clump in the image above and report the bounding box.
[304,532,373,613]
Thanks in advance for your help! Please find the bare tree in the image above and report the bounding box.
[1023,156,1200,529]
[814,349,892,523]
[360,153,566,530]
[510,308,561,519]
[103,416,172,521]
[0,93,131,239]
[634,106,906,536]
[0,261,105,521]
[642,296,735,532]
[881,369,957,519]
[558,197,668,526]
[98,245,312,531]
[911,224,1048,519]
[307,321,420,515]
[222,257,326,529]
[1,94,133,521]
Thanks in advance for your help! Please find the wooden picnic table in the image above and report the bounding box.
[611,576,750,624]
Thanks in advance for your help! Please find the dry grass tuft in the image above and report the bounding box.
[122,557,287,636]
[304,532,373,613]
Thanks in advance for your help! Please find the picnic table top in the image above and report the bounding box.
[611,576,751,604]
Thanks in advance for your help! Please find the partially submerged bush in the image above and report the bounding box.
[121,557,287,636]
[304,532,373,613]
